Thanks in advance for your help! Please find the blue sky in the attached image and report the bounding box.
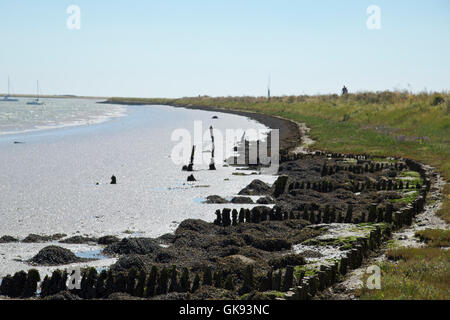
[0,0,449,97]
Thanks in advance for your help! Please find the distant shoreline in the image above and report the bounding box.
[1,94,107,100]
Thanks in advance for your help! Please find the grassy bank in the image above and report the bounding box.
[358,246,450,300]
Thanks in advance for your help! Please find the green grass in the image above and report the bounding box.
[302,236,361,249]
[389,190,419,204]
[415,229,450,247]
[293,265,317,279]
[358,248,450,300]
[399,171,421,178]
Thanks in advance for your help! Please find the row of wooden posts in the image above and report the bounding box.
[294,225,386,300]
[214,184,427,228]
[286,177,421,194]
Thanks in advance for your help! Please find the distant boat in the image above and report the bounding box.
[1,77,19,102]
[27,80,44,105]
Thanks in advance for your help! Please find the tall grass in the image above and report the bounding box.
[415,229,450,247]
[358,248,450,300]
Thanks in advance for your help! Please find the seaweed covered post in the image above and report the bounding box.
[22,269,41,298]
[182,145,196,171]
[96,270,108,298]
[125,268,137,296]
[156,268,169,295]
[238,208,245,223]
[179,268,191,293]
[282,266,294,292]
[168,265,179,293]
[213,270,223,288]
[214,209,222,226]
[135,270,146,297]
[239,265,254,295]
[323,205,330,223]
[202,267,213,286]
[114,273,127,293]
[145,266,158,297]
[81,267,98,299]
[224,275,235,291]
[191,273,201,293]
[272,270,282,291]
[6,271,27,298]
[330,206,337,223]
[209,126,216,170]
[344,204,353,223]
[105,270,115,297]
[260,269,273,291]
[40,269,67,298]
[385,203,394,223]
[273,175,289,198]
[222,208,232,227]
[368,204,377,222]
[232,209,238,226]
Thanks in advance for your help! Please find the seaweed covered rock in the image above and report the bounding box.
[59,236,98,244]
[157,233,176,244]
[268,254,306,269]
[107,292,144,300]
[272,175,290,198]
[230,197,254,204]
[22,233,66,243]
[154,249,178,263]
[110,255,153,272]
[103,237,161,255]
[256,196,275,204]
[0,235,19,243]
[152,292,192,300]
[43,291,82,300]
[29,246,82,266]
[176,219,217,235]
[190,286,238,300]
[250,238,291,252]
[238,180,270,196]
[98,235,120,245]
[204,195,229,204]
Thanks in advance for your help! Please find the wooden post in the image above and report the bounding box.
[183,145,196,171]
[209,126,216,170]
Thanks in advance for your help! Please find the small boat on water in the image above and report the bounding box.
[1,77,19,102]
[27,80,44,105]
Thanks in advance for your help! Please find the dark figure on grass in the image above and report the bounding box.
[342,85,348,95]
[110,175,117,184]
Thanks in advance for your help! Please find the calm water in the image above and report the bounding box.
[0,99,276,277]
[0,98,126,135]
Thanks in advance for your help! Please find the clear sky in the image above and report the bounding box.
[1,0,449,98]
